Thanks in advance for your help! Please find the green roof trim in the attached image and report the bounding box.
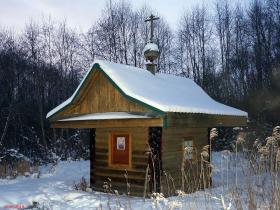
[163,115,168,128]
[48,63,166,126]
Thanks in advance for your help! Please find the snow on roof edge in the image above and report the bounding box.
[58,112,154,122]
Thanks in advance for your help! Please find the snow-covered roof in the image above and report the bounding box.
[47,60,247,119]
[58,112,154,122]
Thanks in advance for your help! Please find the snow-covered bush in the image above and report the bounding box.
[51,130,90,161]
[0,149,31,178]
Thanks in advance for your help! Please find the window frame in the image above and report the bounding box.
[182,136,196,161]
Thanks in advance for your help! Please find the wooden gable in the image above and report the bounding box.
[50,67,152,121]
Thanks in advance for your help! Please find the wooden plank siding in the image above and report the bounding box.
[89,129,96,185]
[50,68,152,121]
[167,113,247,128]
[161,126,210,195]
[92,127,149,196]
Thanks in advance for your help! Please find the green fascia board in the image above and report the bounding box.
[48,63,167,126]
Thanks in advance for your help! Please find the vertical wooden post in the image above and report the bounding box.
[207,128,212,187]
[90,128,96,187]
[148,127,162,193]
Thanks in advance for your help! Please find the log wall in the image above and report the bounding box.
[161,125,210,196]
[92,127,149,196]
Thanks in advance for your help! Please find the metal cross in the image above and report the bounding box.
[145,14,159,43]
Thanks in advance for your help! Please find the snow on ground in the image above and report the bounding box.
[0,152,269,209]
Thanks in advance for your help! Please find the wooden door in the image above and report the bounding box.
[111,134,130,165]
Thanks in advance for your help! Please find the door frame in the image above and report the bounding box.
[108,132,132,168]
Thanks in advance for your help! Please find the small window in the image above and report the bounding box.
[183,138,195,160]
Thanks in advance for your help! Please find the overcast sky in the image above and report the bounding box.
[0,0,246,33]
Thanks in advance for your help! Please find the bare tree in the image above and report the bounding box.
[178,5,215,90]
[215,0,234,100]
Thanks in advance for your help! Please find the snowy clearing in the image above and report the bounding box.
[0,152,273,209]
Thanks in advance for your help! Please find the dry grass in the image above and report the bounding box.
[0,160,32,178]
